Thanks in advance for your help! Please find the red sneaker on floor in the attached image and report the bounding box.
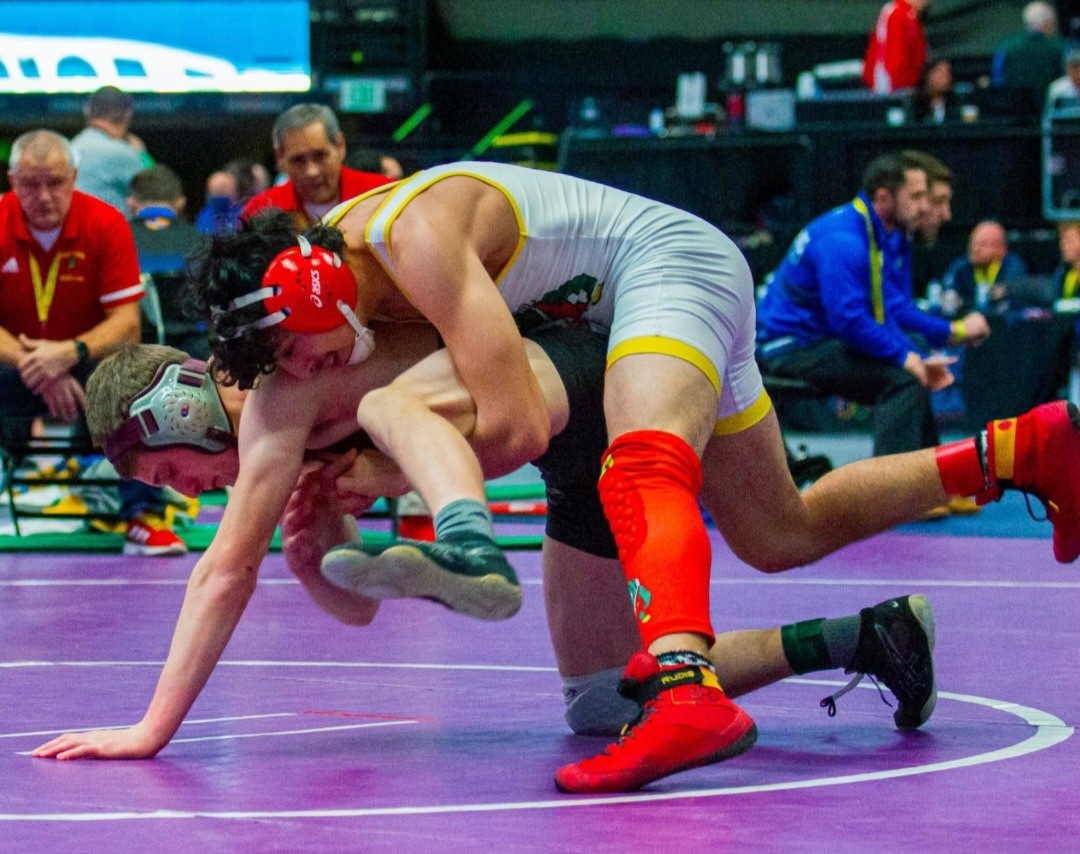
[123,515,188,557]
[554,651,757,794]
[978,401,1080,563]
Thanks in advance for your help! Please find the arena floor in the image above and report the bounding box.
[1,486,1077,852]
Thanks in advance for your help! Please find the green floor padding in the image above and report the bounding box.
[0,525,545,553]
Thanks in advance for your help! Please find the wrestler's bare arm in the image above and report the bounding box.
[337,340,570,503]
[32,378,321,760]
[382,193,552,473]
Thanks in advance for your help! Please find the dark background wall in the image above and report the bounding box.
[0,0,1073,265]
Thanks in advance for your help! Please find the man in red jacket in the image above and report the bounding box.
[241,103,392,232]
[863,0,930,93]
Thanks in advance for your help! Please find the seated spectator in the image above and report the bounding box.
[1046,48,1080,107]
[1053,221,1080,300]
[757,153,990,461]
[241,103,392,231]
[863,0,929,94]
[942,221,1029,315]
[0,129,185,555]
[908,56,958,124]
[128,165,200,271]
[194,159,268,235]
[128,165,208,359]
[993,1,1064,108]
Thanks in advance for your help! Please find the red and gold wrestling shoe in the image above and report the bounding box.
[978,401,1080,563]
[554,651,757,794]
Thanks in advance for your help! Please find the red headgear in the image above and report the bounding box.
[225,235,358,335]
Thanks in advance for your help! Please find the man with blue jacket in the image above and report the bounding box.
[757,153,990,457]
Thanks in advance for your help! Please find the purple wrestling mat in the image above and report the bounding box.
[0,525,1077,852]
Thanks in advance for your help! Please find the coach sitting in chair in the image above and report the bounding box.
[756,153,990,507]
[0,129,186,555]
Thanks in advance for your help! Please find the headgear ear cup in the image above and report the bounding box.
[219,235,374,359]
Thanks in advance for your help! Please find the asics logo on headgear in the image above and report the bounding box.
[310,268,323,308]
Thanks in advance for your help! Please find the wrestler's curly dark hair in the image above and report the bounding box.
[185,208,348,390]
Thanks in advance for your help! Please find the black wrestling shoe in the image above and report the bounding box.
[820,594,937,731]
[321,532,522,621]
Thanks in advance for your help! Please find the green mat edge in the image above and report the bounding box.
[0,525,544,553]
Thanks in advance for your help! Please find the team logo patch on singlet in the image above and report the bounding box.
[628,578,652,624]
[522,273,604,322]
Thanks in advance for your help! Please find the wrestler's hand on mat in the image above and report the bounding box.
[31,722,163,760]
[335,449,409,516]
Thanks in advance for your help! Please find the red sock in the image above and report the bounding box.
[598,430,714,648]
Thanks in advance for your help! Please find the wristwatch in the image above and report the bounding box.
[73,339,90,365]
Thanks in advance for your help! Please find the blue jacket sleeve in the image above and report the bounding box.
[812,230,915,364]
[893,298,953,348]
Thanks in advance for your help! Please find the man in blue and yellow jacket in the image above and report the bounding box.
[757,152,990,457]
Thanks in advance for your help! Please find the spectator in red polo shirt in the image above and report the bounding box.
[0,129,186,555]
[241,103,391,232]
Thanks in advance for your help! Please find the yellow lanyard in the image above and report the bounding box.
[974,260,1001,286]
[1065,268,1079,300]
[852,197,884,324]
[28,253,64,327]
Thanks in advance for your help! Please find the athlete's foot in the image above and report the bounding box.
[321,531,522,621]
[981,401,1080,563]
[554,651,757,794]
[820,594,936,730]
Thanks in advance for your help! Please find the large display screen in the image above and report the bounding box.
[0,0,310,94]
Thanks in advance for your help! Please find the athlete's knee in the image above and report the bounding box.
[562,667,641,736]
[356,385,413,437]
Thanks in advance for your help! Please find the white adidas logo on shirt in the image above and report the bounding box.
[1,257,18,274]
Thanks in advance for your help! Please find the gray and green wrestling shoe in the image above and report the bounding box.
[820,594,937,730]
[321,532,522,621]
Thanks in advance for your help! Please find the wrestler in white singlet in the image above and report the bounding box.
[326,161,768,432]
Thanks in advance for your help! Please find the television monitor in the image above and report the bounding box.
[0,0,310,94]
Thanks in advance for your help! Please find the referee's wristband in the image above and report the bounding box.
[948,320,965,345]
[73,338,90,365]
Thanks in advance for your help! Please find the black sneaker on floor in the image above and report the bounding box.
[820,594,937,731]
[321,532,522,621]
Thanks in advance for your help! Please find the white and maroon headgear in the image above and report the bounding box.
[221,235,374,363]
[104,359,236,463]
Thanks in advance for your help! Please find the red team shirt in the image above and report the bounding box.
[862,0,927,93]
[0,190,143,341]
[240,165,392,231]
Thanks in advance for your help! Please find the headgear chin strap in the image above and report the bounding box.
[221,235,375,362]
[104,359,237,463]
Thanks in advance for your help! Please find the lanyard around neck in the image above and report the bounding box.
[29,254,64,327]
[1065,268,1079,300]
[852,197,885,324]
[974,259,1002,286]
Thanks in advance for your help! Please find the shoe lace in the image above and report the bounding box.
[600,703,655,757]
[1020,490,1049,523]
[820,672,891,718]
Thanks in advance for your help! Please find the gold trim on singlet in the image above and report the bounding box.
[605,335,722,395]
[712,390,772,436]
[360,169,528,289]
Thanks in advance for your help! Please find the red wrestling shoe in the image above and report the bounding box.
[554,651,757,794]
[978,401,1080,563]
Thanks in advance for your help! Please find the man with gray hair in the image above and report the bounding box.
[241,102,391,232]
[0,129,185,556]
[993,1,1066,105]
